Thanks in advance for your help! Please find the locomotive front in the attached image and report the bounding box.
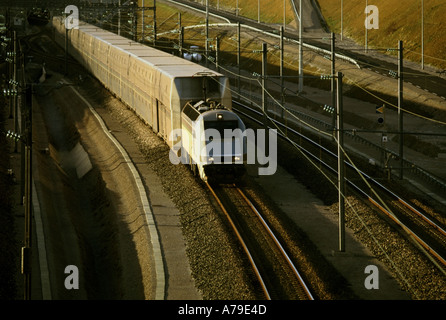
[199,105,247,180]
[178,98,247,181]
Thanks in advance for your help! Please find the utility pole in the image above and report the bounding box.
[142,0,144,42]
[262,42,268,129]
[258,0,260,23]
[7,30,12,119]
[153,0,157,46]
[262,42,269,155]
[178,12,182,54]
[298,0,303,93]
[132,1,137,41]
[13,30,18,153]
[179,13,184,57]
[280,26,284,119]
[180,26,184,57]
[331,32,336,131]
[65,27,68,74]
[283,0,286,30]
[118,0,121,35]
[337,72,345,252]
[341,0,343,41]
[22,84,33,300]
[19,41,25,205]
[237,22,241,97]
[365,0,368,52]
[421,0,424,69]
[215,37,220,72]
[398,40,404,179]
[205,0,209,67]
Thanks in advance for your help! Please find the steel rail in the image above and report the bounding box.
[205,181,271,300]
[235,185,314,300]
[368,177,446,238]
[233,100,446,235]
[163,0,231,23]
[233,101,446,273]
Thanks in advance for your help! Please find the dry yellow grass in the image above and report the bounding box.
[147,0,446,70]
[208,0,295,24]
[141,0,295,26]
[138,0,299,73]
[317,0,446,69]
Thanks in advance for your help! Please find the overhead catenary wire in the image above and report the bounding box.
[199,35,446,128]
[347,77,446,126]
[239,85,420,297]
[63,12,443,298]
[206,63,442,297]
[90,7,446,130]
[229,77,424,297]
[202,44,446,128]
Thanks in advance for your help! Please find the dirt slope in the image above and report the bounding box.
[316,0,446,69]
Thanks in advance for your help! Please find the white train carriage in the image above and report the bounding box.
[180,100,247,179]
[52,17,245,180]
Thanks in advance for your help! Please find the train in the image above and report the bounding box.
[51,17,246,181]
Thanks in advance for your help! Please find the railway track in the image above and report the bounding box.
[233,100,446,277]
[353,177,446,273]
[205,181,314,300]
[169,0,446,99]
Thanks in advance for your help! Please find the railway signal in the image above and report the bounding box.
[376,104,385,124]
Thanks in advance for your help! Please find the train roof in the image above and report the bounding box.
[77,21,224,79]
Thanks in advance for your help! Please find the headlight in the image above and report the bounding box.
[234,156,241,161]
[208,157,214,162]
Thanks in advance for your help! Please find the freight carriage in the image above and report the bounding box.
[52,17,246,180]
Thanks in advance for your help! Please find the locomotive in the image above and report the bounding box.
[52,17,246,181]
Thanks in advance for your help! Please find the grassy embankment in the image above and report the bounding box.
[317,0,446,69]
[148,1,324,88]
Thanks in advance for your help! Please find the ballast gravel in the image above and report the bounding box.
[82,73,446,300]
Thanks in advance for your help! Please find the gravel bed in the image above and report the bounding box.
[79,74,362,299]
[273,117,446,300]
[240,180,358,300]
[332,197,446,300]
[9,24,444,300]
[87,80,358,299]
[77,71,446,300]
[80,73,446,300]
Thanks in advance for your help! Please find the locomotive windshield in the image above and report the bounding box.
[204,120,239,138]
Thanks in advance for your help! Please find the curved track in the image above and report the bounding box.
[169,0,446,98]
[233,100,446,276]
[206,182,314,300]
